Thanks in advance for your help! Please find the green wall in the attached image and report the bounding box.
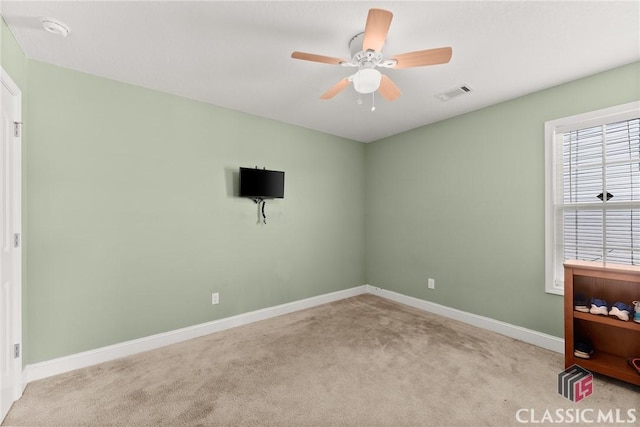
[1,17,26,88]
[25,60,365,364]
[365,61,640,337]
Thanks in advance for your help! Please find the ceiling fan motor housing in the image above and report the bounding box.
[349,32,367,57]
[345,32,396,69]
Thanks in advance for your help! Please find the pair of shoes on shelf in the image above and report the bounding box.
[574,293,590,313]
[609,301,634,321]
[633,301,640,324]
[589,298,609,315]
[588,298,635,321]
[629,358,640,375]
[574,337,594,359]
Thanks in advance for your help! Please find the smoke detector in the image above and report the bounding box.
[41,17,70,37]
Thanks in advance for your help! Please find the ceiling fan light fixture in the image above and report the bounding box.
[353,68,381,94]
[41,17,71,37]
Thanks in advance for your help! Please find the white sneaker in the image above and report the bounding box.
[608,302,632,322]
[589,298,609,316]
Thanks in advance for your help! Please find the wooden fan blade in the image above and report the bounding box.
[391,47,452,69]
[378,75,401,101]
[320,78,351,100]
[362,8,393,52]
[291,51,347,65]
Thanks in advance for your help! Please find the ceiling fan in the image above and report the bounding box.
[291,8,453,102]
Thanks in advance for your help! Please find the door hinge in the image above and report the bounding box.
[14,344,20,359]
[14,233,20,248]
[13,122,22,138]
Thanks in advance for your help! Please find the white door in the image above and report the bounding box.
[0,67,22,422]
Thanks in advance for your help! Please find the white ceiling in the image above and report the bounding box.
[2,1,639,142]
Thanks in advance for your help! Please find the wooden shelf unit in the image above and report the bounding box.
[564,260,640,386]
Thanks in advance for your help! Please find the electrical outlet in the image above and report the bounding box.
[212,292,219,305]
[428,278,435,290]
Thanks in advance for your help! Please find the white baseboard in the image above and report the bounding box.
[24,285,369,384]
[365,285,564,354]
[23,283,563,386]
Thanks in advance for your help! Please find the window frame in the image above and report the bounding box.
[544,101,640,295]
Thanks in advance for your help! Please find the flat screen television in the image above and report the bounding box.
[239,167,285,199]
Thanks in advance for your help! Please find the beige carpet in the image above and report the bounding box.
[3,295,638,426]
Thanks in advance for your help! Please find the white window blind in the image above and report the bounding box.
[545,102,640,295]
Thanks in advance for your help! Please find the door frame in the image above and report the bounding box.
[0,65,23,419]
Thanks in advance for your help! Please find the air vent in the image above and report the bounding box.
[435,85,473,102]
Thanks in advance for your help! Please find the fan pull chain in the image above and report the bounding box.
[371,92,376,112]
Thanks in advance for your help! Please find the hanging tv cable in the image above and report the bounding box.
[252,198,267,224]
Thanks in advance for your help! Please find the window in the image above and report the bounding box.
[545,101,640,295]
